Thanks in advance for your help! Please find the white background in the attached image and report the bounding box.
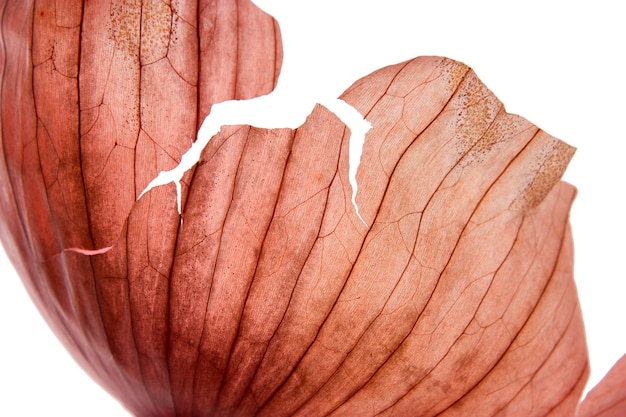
[1,1,624,415]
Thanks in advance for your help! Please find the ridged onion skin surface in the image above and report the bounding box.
[4,1,624,416]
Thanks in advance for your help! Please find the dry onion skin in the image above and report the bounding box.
[1,1,625,416]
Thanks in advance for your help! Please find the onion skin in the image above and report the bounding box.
[1,1,612,416]
[579,355,626,417]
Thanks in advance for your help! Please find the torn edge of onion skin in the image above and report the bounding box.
[137,98,371,227]
[322,98,371,226]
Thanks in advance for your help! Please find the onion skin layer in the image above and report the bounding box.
[2,1,610,416]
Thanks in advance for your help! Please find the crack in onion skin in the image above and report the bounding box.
[1,1,614,416]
